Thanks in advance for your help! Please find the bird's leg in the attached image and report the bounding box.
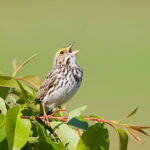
[42,102,50,126]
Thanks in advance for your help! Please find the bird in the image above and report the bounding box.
[35,42,83,122]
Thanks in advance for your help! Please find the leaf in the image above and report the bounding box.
[0,97,7,115]
[21,142,33,150]
[89,115,102,119]
[18,83,35,97]
[76,123,110,150]
[51,121,79,150]
[10,86,35,99]
[5,107,31,150]
[0,76,34,96]
[16,80,28,100]
[117,129,128,150]
[0,114,5,129]
[126,108,138,119]
[0,126,6,142]
[0,138,9,150]
[5,95,17,108]
[130,126,150,129]
[130,126,150,137]
[0,87,9,99]
[13,54,37,76]
[68,117,88,130]
[68,105,87,121]
[36,123,64,150]
[19,75,42,89]
[0,76,19,88]
[28,103,40,115]
[119,108,138,122]
[127,129,143,144]
[28,137,39,144]
[0,112,6,143]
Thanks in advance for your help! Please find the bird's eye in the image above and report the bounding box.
[60,51,64,55]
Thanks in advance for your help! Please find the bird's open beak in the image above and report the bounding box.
[67,42,80,55]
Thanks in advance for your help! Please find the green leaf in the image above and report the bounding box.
[5,107,31,150]
[0,97,7,115]
[16,80,28,100]
[68,117,88,130]
[28,136,39,144]
[117,129,128,150]
[10,86,35,100]
[21,142,32,150]
[126,108,138,119]
[0,114,5,129]
[0,87,9,99]
[0,138,9,150]
[76,123,110,150]
[0,76,19,88]
[0,76,34,96]
[51,121,79,150]
[89,115,102,119]
[68,105,87,121]
[20,75,42,89]
[0,126,6,142]
[0,115,6,143]
[119,108,138,122]
[36,123,64,150]
[28,103,40,115]
[5,95,17,108]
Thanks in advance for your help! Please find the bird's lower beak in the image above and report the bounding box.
[71,50,80,56]
[67,42,80,55]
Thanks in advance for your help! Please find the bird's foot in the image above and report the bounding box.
[40,114,50,126]
[40,102,50,126]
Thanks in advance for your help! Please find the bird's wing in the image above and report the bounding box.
[35,69,56,103]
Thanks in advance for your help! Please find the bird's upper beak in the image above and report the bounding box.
[67,42,80,56]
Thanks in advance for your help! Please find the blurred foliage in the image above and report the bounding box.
[0,55,149,150]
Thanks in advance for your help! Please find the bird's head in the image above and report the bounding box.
[54,42,80,66]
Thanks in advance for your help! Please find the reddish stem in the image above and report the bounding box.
[50,109,69,116]
[21,116,34,121]
[17,78,38,89]
[77,128,81,136]
[84,116,112,124]
[40,115,68,122]
[22,115,113,125]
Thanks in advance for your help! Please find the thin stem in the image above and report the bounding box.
[84,116,112,124]
[17,78,38,89]
[77,128,81,136]
[50,109,69,116]
[13,54,37,77]
[21,115,131,131]
[21,116,34,121]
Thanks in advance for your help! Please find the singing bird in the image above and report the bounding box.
[35,43,83,121]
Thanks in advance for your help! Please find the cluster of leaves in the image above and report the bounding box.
[0,55,149,150]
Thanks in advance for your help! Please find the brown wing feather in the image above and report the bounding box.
[35,69,56,103]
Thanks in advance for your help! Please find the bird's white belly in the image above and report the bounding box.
[44,79,80,110]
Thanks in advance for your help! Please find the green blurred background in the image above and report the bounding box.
[0,0,150,149]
